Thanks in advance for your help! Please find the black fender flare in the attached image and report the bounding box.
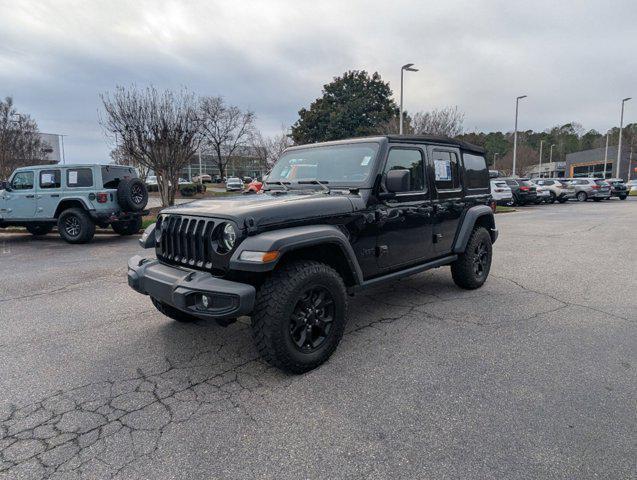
[229,225,364,284]
[452,205,497,254]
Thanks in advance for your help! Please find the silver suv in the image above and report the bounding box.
[568,178,611,202]
[0,164,148,243]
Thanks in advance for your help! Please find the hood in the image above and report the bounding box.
[161,191,357,229]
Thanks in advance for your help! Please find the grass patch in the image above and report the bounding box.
[495,205,516,213]
[630,190,637,196]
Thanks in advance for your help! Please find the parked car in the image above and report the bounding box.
[0,164,148,243]
[626,179,637,193]
[568,178,611,202]
[245,179,263,194]
[531,178,572,203]
[178,178,191,185]
[604,178,629,200]
[192,173,212,183]
[129,135,498,373]
[145,175,158,192]
[501,178,537,205]
[212,175,223,183]
[533,184,551,204]
[490,179,512,205]
[225,177,243,191]
[243,176,253,184]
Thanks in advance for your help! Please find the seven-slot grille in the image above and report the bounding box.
[157,215,220,270]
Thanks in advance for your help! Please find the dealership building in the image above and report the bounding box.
[565,145,635,180]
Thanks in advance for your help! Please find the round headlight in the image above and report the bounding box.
[221,223,237,251]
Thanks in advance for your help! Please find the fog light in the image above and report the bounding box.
[201,295,209,308]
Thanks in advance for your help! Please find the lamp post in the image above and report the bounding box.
[400,63,418,135]
[538,140,544,178]
[493,152,500,169]
[603,133,609,179]
[617,97,631,179]
[549,144,555,163]
[512,95,527,177]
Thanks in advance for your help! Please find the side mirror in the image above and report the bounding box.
[385,169,411,193]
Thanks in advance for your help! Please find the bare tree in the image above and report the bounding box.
[109,143,150,180]
[251,125,294,173]
[100,85,201,206]
[0,97,45,179]
[199,96,255,178]
[412,106,465,137]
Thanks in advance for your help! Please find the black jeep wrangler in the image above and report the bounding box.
[128,136,498,373]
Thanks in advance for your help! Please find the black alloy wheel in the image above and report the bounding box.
[289,286,335,352]
[472,240,489,280]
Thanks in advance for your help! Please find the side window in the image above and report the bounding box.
[462,153,488,190]
[433,150,461,190]
[384,148,425,192]
[39,169,61,189]
[66,168,93,188]
[11,171,34,190]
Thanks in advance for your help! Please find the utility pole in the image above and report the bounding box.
[512,95,527,177]
[617,97,631,179]
[603,133,609,179]
[539,140,544,178]
[549,144,555,163]
[493,152,499,169]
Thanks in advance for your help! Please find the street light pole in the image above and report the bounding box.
[399,63,418,135]
[493,152,499,169]
[603,133,609,179]
[512,95,527,177]
[549,144,555,163]
[617,97,631,179]
[538,140,544,178]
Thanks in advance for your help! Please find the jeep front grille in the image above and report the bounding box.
[156,215,224,272]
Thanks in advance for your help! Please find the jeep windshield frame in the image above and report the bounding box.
[266,141,382,190]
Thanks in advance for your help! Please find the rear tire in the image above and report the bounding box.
[577,191,587,202]
[112,216,143,235]
[57,208,95,244]
[451,227,493,290]
[26,224,52,236]
[619,195,627,200]
[151,297,198,322]
[593,198,602,202]
[251,260,347,374]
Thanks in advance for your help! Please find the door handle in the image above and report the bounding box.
[25,195,35,198]
[35,194,42,199]
[50,194,59,198]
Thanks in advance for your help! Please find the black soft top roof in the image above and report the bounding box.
[386,135,485,154]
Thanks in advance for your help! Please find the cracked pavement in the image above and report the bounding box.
[0,199,635,479]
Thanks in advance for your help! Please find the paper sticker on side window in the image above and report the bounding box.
[434,159,451,181]
[68,171,78,184]
[361,155,371,166]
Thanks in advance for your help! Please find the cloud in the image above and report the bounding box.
[0,0,635,162]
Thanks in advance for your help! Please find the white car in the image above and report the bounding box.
[626,179,637,193]
[490,179,513,205]
[225,177,243,191]
[532,182,551,204]
[178,178,191,185]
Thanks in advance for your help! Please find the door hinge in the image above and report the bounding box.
[376,245,389,257]
[433,233,443,243]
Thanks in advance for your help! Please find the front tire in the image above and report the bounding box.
[57,208,95,244]
[251,260,347,374]
[549,192,557,204]
[619,195,627,200]
[451,227,493,290]
[577,191,587,202]
[26,224,52,236]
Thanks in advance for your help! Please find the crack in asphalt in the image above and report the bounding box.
[1,272,623,479]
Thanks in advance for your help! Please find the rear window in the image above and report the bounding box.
[101,166,136,189]
[462,153,488,190]
[494,181,508,187]
[594,180,607,185]
[517,180,533,187]
[505,179,518,187]
[66,168,93,188]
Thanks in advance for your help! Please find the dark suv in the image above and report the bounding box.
[605,178,629,200]
[501,178,537,206]
[128,135,498,373]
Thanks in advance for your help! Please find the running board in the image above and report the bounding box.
[354,255,457,291]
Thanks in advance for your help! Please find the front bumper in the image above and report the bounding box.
[127,256,255,320]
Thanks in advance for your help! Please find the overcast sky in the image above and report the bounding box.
[0,0,635,163]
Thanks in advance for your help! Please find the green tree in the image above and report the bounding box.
[290,70,398,144]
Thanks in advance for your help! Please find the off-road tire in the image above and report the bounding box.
[577,191,587,202]
[26,224,52,236]
[451,227,493,290]
[549,192,557,204]
[593,197,602,202]
[619,195,627,200]
[112,216,143,235]
[150,297,198,322]
[57,208,95,244]
[558,197,568,203]
[251,260,347,374]
[117,178,148,212]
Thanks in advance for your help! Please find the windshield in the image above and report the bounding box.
[268,142,380,187]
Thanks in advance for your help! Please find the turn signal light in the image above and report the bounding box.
[239,250,280,263]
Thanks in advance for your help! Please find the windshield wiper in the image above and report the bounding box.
[297,180,330,193]
[264,180,290,192]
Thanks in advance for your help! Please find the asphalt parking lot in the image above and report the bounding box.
[0,199,635,480]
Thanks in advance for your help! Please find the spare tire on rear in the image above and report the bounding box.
[117,178,148,212]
